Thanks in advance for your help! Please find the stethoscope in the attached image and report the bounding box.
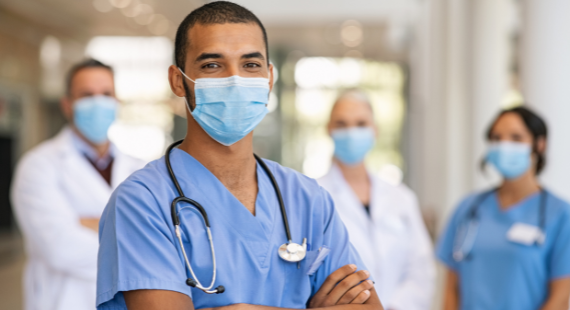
[165,140,307,294]
[453,188,547,262]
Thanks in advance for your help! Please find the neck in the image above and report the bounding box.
[498,170,540,209]
[178,115,257,188]
[71,126,110,158]
[335,158,371,205]
[335,159,368,182]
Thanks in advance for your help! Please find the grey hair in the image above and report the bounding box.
[332,89,374,113]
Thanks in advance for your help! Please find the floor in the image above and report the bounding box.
[0,231,24,310]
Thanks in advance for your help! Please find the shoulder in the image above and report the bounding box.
[262,159,333,215]
[544,190,570,219]
[115,156,169,193]
[444,190,493,224]
[104,157,172,222]
[374,176,417,204]
[262,158,325,195]
[14,134,68,176]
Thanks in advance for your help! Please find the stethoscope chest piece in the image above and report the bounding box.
[278,238,307,262]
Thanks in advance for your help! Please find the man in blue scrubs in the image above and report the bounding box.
[96,2,383,310]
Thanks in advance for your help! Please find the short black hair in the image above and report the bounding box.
[486,106,548,174]
[66,58,113,96]
[174,1,269,70]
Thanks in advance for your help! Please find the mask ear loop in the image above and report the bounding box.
[177,68,196,113]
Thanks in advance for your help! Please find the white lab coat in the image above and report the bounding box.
[318,165,435,310]
[11,127,145,310]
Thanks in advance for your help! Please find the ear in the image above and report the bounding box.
[168,65,188,98]
[373,123,379,139]
[536,136,547,155]
[60,96,73,122]
[268,63,275,93]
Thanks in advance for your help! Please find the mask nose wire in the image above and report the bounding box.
[178,67,196,83]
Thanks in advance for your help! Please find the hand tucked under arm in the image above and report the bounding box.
[124,265,384,310]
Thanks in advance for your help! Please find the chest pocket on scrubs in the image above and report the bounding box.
[283,247,329,304]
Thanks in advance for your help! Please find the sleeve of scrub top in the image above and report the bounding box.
[11,152,98,280]
[549,206,570,279]
[435,198,469,271]
[97,179,191,306]
[311,188,371,295]
[387,189,436,310]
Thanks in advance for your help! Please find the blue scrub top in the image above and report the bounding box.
[437,190,570,310]
[96,149,368,309]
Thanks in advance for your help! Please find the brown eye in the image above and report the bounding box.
[202,63,220,69]
[512,134,523,142]
[244,63,261,68]
[490,134,501,141]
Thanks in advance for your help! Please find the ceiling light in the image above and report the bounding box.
[93,0,113,12]
[148,14,170,35]
[134,4,154,25]
[109,0,131,9]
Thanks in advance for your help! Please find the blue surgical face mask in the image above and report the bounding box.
[486,141,532,179]
[179,68,269,146]
[332,127,375,165]
[73,95,118,145]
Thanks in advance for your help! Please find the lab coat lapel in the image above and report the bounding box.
[56,128,113,217]
[325,165,371,226]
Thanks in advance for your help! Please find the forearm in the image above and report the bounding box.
[203,304,383,310]
[539,278,570,310]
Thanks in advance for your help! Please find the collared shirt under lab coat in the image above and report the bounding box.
[318,165,435,310]
[11,127,145,310]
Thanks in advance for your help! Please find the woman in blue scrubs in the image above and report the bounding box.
[437,106,570,310]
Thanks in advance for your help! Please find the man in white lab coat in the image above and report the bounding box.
[11,59,145,310]
[318,90,435,310]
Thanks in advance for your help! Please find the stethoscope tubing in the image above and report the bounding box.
[165,140,298,294]
[454,187,547,261]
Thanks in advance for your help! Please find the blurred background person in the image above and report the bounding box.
[10,59,145,310]
[2,0,570,309]
[318,90,435,310]
[437,107,570,310]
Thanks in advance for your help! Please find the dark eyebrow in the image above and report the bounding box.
[242,52,265,61]
[195,53,223,63]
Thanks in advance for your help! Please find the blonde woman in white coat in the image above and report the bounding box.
[318,90,435,310]
[11,59,145,310]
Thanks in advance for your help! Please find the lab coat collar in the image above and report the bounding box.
[323,164,392,223]
[53,126,132,189]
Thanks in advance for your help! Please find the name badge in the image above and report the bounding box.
[506,223,545,245]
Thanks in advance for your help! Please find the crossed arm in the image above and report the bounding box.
[124,265,383,310]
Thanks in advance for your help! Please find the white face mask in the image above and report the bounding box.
[178,68,270,146]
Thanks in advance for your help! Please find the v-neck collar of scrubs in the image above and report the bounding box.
[491,191,541,216]
[171,148,278,265]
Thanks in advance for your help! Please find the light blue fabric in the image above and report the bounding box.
[183,73,269,146]
[437,190,570,310]
[97,149,369,309]
[73,96,117,145]
[332,127,375,165]
[486,141,532,179]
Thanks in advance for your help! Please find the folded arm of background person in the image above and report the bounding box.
[11,150,99,280]
[385,189,436,310]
